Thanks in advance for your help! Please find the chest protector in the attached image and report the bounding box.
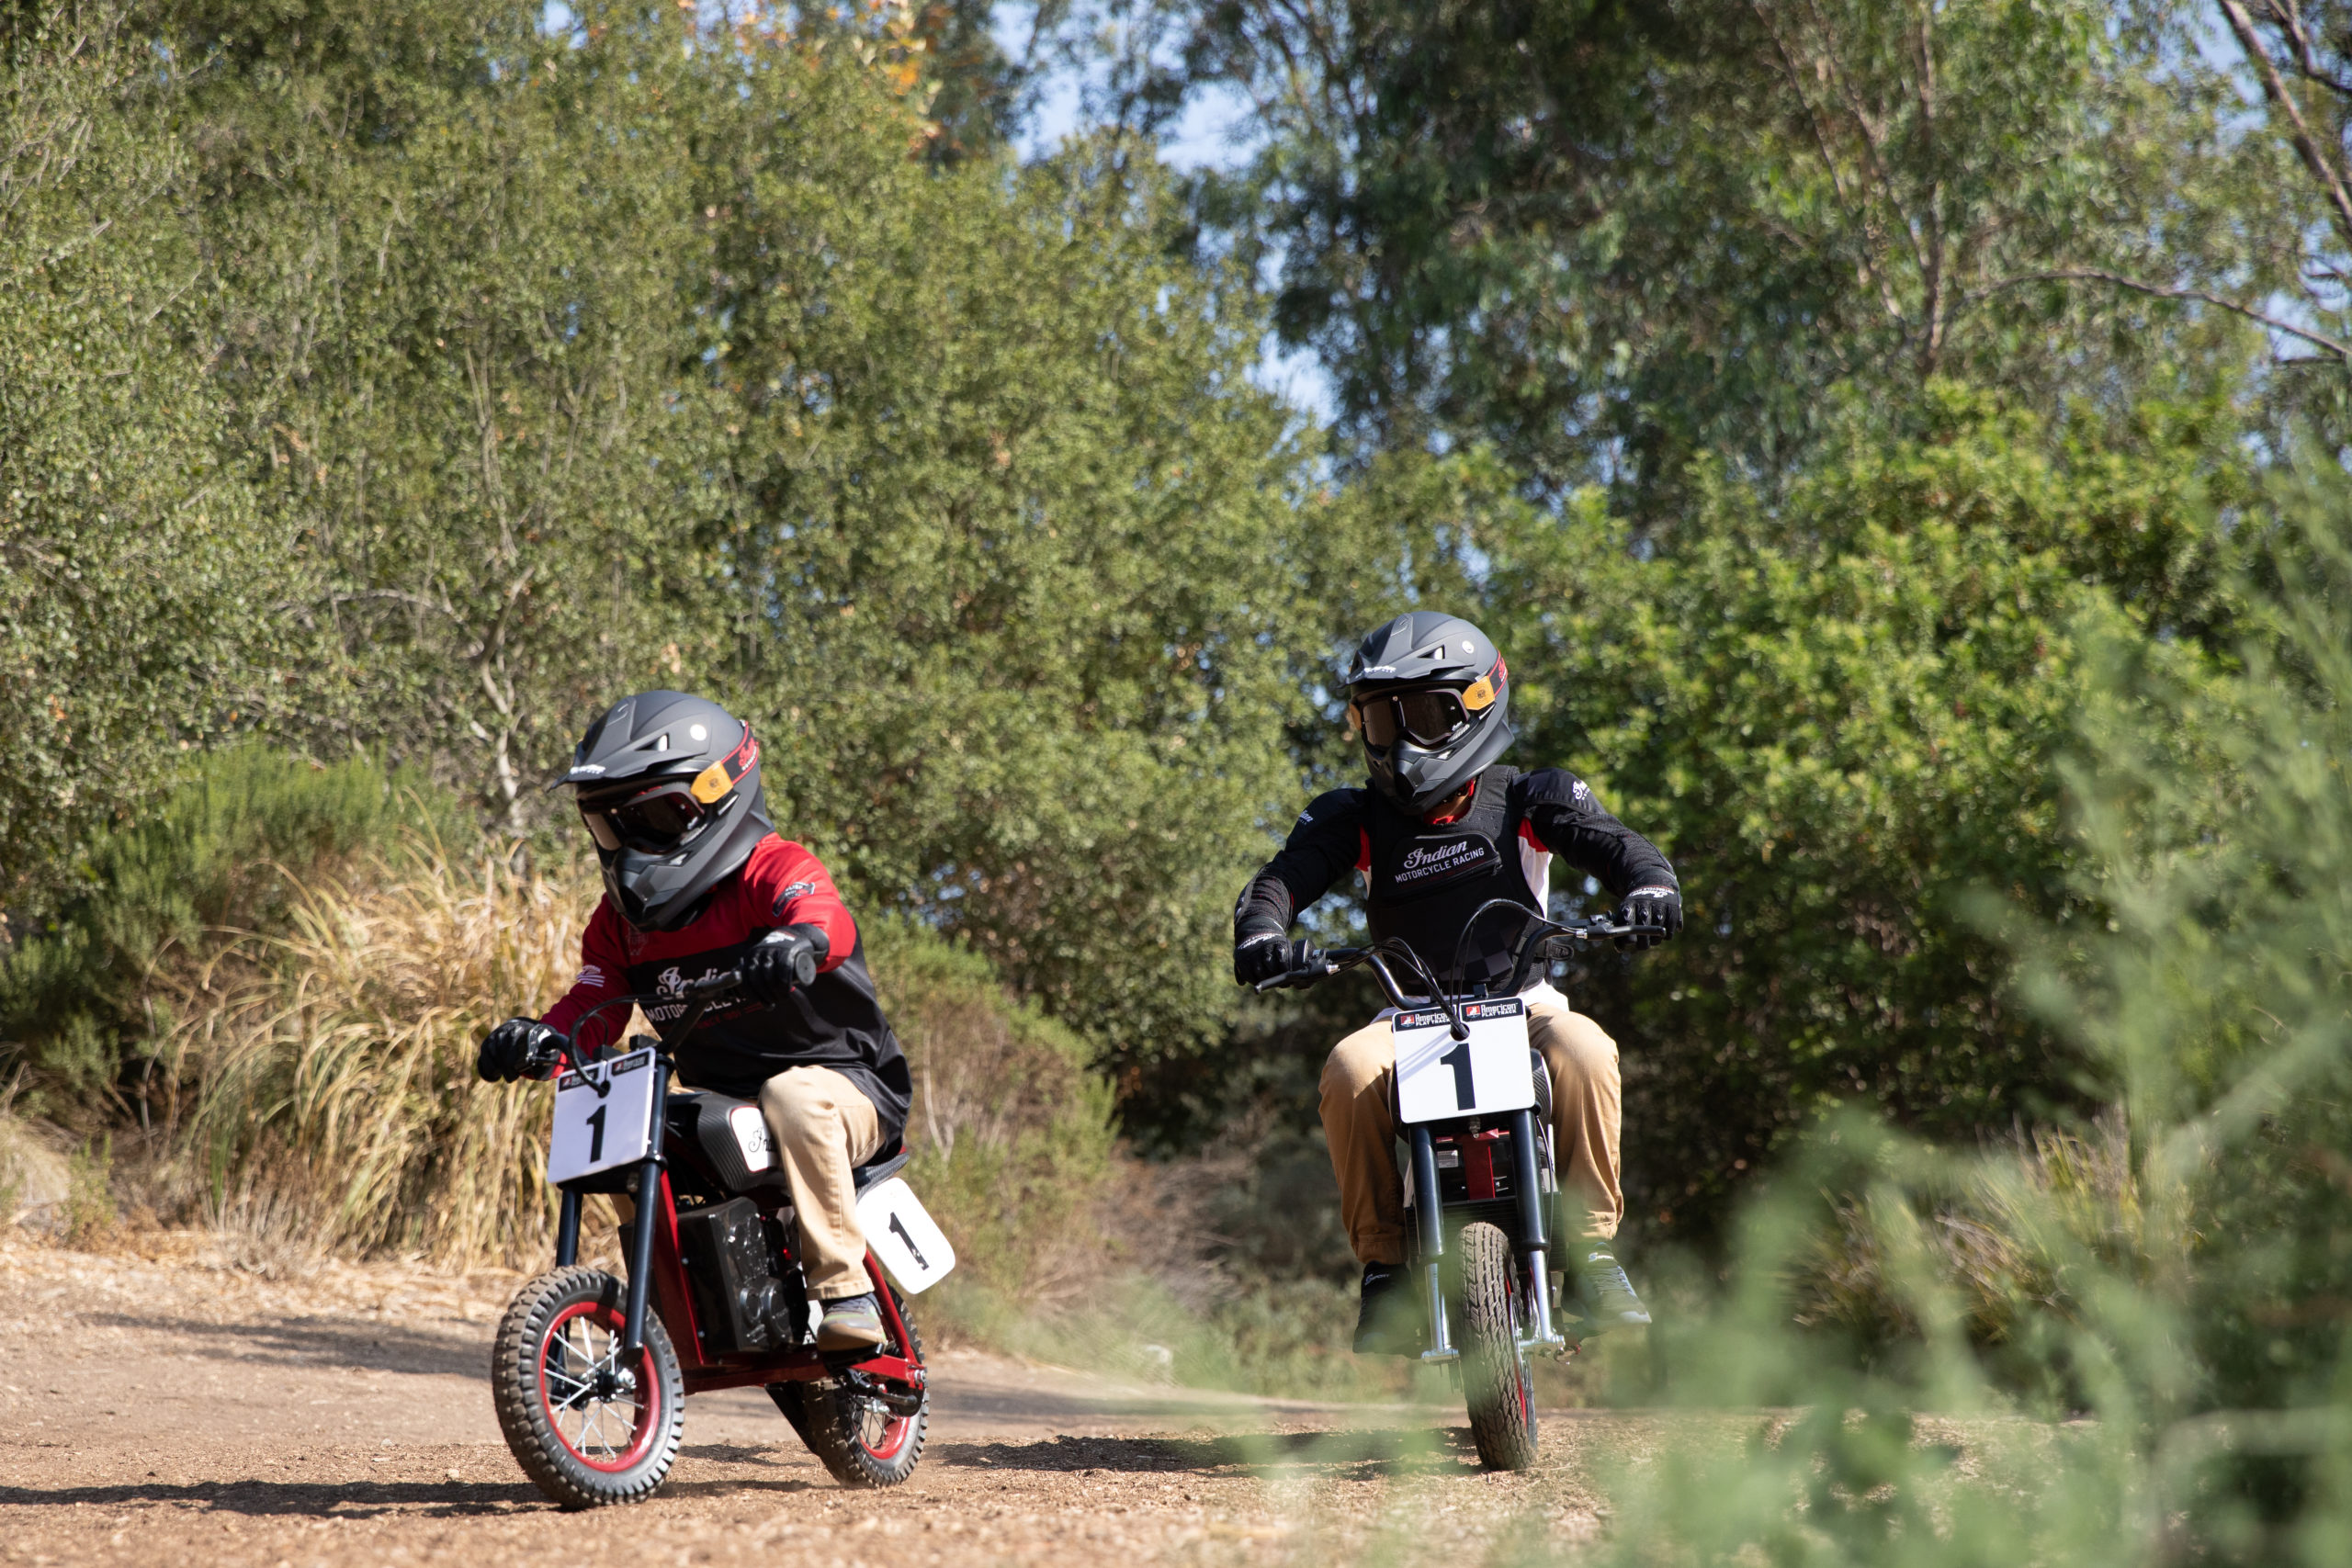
[1364,764,1543,989]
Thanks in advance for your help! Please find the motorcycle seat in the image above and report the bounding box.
[668,1092,910,1198]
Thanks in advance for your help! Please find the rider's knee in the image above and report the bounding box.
[1536,1010,1620,1094]
[758,1066,843,1150]
[1321,1023,1395,1103]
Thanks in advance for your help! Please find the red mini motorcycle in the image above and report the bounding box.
[490,968,951,1507]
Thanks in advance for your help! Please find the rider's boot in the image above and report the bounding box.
[816,1292,888,1351]
[1570,1239,1652,1329]
[1352,1262,1421,1355]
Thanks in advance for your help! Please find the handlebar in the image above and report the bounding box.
[1256,912,1643,1005]
[541,966,747,1071]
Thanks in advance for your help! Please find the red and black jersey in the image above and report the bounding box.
[541,834,910,1145]
[1233,764,1679,987]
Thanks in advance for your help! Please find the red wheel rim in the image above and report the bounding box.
[860,1409,917,1462]
[537,1299,662,1472]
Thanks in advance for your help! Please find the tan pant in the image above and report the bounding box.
[1319,989,1623,1266]
[759,1066,883,1299]
[612,1065,882,1301]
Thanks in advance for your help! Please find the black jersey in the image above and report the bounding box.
[1233,765,1677,987]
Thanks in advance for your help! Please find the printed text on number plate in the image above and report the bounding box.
[547,1047,658,1184]
[1393,998,1535,1122]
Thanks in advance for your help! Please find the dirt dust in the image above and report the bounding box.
[0,1238,1664,1565]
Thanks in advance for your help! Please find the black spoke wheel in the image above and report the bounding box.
[1456,1222,1539,1472]
[773,1292,927,1488]
[492,1266,685,1508]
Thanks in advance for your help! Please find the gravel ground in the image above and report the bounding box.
[0,1238,1654,1565]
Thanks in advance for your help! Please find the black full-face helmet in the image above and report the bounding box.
[551,691,775,932]
[1345,612,1515,816]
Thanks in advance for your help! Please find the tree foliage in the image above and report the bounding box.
[0,8,298,910]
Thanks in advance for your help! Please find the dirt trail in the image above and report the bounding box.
[0,1240,1652,1565]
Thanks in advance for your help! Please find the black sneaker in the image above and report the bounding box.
[1352,1263,1421,1355]
[1571,1241,1652,1328]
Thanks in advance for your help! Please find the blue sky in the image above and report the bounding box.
[994,4,1338,424]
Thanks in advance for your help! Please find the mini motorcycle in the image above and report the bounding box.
[490,967,952,1507]
[1257,901,1635,1472]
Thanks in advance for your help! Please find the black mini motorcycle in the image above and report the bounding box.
[490,967,951,1507]
[1258,901,1634,1471]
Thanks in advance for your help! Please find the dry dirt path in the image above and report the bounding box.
[0,1240,1657,1565]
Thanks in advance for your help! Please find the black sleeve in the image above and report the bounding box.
[1516,770,1678,900]
[1233,788,1367,942]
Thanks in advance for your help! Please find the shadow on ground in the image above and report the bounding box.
[936,1427,1483,1480]
[81,1311,487,1379]
[0,1479,537,1519]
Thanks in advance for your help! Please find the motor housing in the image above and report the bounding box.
[673,1197,803,1354]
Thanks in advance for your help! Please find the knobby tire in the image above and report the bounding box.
[774,1293,927,1488]
[492,1266,686,1508]
[1456,1222,1538,1472]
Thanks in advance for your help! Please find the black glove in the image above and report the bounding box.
[743,925,823,1005]
[1234,929,1296,987]
[1615,886,1683,951]
[479,1018,562,1082]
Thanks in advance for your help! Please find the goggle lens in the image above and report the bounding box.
[581,784,711,852]
[1350,688,1471,750]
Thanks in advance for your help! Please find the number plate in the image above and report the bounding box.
[1393,997,1536,1123]
[854,1176,956,1294]
[546,1047,659,1186]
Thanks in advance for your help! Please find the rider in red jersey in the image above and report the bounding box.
[476,691,910,1350]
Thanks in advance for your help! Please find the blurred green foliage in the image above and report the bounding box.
[1549,479,2352,1566]
[0,744,469,1111]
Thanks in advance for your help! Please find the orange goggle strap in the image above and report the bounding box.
[1461,655,1506,713]
[687,727,759,805]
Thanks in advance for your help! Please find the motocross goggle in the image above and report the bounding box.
[1347,661,1503,749]
[577,731,758,853]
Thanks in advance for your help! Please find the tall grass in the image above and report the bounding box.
[155,844,589,1264]
[0,744,470,1111]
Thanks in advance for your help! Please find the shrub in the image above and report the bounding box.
[0,744,472,1112]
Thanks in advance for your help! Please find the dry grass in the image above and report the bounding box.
[146,842,597,1268]
[1792,1112,2160,1348]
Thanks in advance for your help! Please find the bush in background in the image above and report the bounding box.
[0,744,472,1112]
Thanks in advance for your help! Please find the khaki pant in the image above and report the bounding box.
[616,1065,882,1301]
[760,1066,883,1299]
[1319,987,1623,1266]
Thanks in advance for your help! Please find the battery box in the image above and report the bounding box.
[675,1197,795,1355]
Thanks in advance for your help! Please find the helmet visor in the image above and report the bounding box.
[580,782,711,853]
[1350,687,1472,750]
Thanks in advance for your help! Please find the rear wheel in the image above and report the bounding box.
[492,1267,684,1508]
[1457,1222,1538,1472]
[775,1292,927,1488]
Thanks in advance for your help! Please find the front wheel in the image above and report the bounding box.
[492,1266,685,1508]
[1457,1222,1538,1472]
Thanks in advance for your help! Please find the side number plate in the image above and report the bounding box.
[546,1047,659,1186]
[854,1177,956,1295]
[1393,998,1535,1123]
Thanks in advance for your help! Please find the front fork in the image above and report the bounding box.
[1410,1107,1569,1362]
[547,1064,672,1357]
[1408,1126,1455,1364]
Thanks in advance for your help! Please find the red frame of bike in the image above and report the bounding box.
[633,1170,926,1398]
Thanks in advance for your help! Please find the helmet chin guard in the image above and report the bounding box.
[555,691,775,932]
[1345,612,1516,816]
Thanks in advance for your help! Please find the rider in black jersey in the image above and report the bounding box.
[1232,612,1682,1349]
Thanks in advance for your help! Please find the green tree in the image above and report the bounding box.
[1130,0,2283,502]
[124,0,1329,1064]
[1476,387,2245,1234]
[0,5,297,917]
